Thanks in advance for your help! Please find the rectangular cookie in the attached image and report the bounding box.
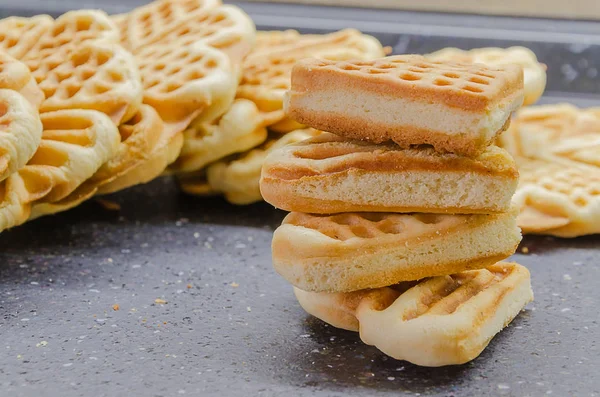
[284,55,524,156]
[272,209,522,292]
[294,262,533,367]
[260,133,519,214]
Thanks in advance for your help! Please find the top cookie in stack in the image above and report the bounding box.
[284,55,523,157]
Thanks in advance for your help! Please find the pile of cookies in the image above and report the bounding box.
[0,0,259,234]
[260,55,534,366]
[499,103,600,237]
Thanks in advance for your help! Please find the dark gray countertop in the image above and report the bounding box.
[1,2,600,396]
[1,178,599,397]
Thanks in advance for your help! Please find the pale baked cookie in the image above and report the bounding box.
[284,56,524,157]
[512,157,600,237]
[171,99,271,173]
[272,209,522,292]
[0,52,44,182]
[171,29,385,176]
[239,29,386,133]
[1,109,119,232]
[179,129,319,204]
[0,10,143,125]
[86,104,164,188]
[97,123,184,194]
[0,51,44,108]
[427,46,546,106]
[500,103,600,168]
[113,0,255,131]
[113,0,221,53]
[499,104,600,236]
[260,133,518,214]
[0,15,54,59]
[294,262,533,367]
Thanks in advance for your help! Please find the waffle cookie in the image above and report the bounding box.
[0,53,44,182]
[294,262,533,367]
[500,103,600,168]
[1,109,119,232]
[260,133,518,214]
[0,90,43,182]
[97,123,184,194]
[0,51,44,108]
[238,29,386,133]
[272,209,521,292]
[0,15,54,59]
[172,99,271,173]
[180,129,319,204]
[114,0,220,53]
[0,10,143,125]
[427,46,546,106]
[284,56,524,156]
[512,157,600,237]
[114,0,255,131]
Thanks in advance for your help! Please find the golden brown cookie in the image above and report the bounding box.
[260,133,518,214]
[284,56,524,156]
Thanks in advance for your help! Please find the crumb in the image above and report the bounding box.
[187,284,192,289]
[230,282,239,288]
[96,199,121,211]
[383,46,393,55]
[155,299,167,304]
[112,304,120,311]
[521,247,529,254]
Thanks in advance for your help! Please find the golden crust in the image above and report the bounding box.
[285,106,512,158]
[289,56,523,111]
[285,56,523,156]
[427,46,546,106]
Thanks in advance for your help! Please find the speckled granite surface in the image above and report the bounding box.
[1,2,600,396]
[1,178,599,397]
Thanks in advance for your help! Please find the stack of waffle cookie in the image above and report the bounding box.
[260,55,534,366]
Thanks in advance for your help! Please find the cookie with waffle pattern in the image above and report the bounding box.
[272,208,521,293]
[294,262,532,367]
[97,122,184,194]
[500,103,600,168]
[178,129,318,203]
[113,0,255,132]
[0,52,44,182]
[285,56,524,156]
[512,157,600,237]
[171,99,271,173]
[0,15,54,59]
[197,129,320,205]
[0,51,44,108]
[0,10,143,125]
[260,132,518,214]
[239,29,386,133]
[427,46,546,106]
[1,109,119,233]
[113,0,221,53]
